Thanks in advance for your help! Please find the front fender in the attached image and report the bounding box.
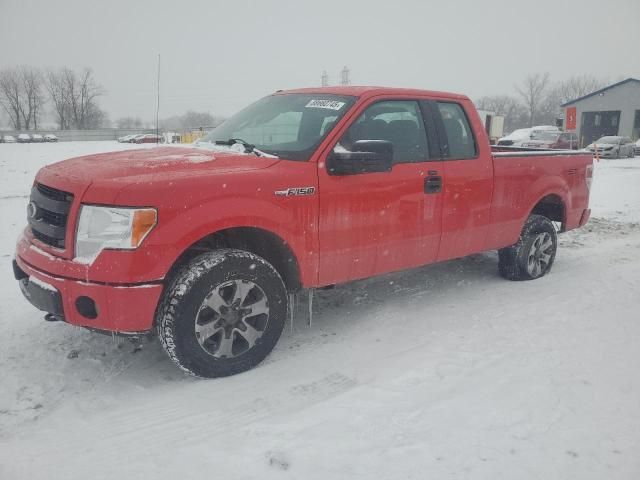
[113,161,319,285]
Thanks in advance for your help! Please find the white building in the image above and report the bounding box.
[561,78,640,147]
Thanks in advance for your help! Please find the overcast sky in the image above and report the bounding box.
[1,0,639,123]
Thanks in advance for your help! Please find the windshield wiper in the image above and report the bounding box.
[214,138,277,158]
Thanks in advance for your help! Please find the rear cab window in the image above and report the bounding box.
[435,102,478,159]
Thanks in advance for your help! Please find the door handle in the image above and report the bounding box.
[424,175,442,194]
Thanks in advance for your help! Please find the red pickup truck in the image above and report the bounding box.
[14,86,593,377]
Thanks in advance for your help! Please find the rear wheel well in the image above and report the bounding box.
[165,227,302,293]
[531,194,565,229]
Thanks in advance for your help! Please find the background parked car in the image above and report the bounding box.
[635,139,640,157]
[522,131,579,149]
[30,134,44,143]
[587,136,635,158]
[117,134,137,143]
[1,135,16,143]
[17,133,31,143]
[497,128,532,146]
[133,134,163,144]
[497,125,559,147]
[43,134,58,142]
[555,131,580,149]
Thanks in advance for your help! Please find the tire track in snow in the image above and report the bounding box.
[16,372,357,469]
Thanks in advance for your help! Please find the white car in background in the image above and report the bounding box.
[497,128,532,146]
[635,139,640,157]
[2,135,16,143]
[586,136,635,158]
[44,133,58,142]
[31,134,44,143]
[17,133,31,143]
[497,125,559,147]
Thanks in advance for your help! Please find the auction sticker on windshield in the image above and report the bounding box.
[305,99,346,110]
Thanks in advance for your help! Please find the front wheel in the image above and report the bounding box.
[498,214,558,281]
[157,249,288,378]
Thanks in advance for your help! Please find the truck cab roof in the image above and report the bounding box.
[277,85,469,102]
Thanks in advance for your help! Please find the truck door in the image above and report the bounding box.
[426,100,494,262]
[317,98,443,285]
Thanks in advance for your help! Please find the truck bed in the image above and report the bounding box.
[485,147,593,250]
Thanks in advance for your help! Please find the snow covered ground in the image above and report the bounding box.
[0,142,639,479]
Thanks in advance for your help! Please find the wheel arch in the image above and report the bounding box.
[529,193,567,230]
[165,226,303,294]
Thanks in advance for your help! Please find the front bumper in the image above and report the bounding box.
[14,261,64,317]
[590,149,617,158]
[14,256,163,333]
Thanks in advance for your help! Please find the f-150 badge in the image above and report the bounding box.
[274,187,316,197]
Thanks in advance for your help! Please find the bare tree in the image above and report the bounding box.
[536,75,607,128]
[64,68,104,129]
[161,111,222,130]
[45,68,73,129]
[0,68,25,130]
[181,111,217,129]
[84,102,109,129]
[516,73,550,127]
[19,66,46,130]
[116,116,143,128]
[475,94,528,132]
[556,74,606,105]
[45,67,106,130]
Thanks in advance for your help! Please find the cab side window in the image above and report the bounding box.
[436,102,477,159]
[337,100,430,164]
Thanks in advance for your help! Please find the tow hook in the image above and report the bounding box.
[44,313,63,322]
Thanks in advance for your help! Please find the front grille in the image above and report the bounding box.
[28,183,74,249]
[37,183,72,202]
[40,209,66,226]
[32,229,65,248]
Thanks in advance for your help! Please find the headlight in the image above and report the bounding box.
[75,205,157,261]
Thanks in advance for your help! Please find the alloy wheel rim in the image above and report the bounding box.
[195,279,270,358]
[527,232,553,277]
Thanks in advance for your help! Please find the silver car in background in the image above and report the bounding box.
[587,136,635,158]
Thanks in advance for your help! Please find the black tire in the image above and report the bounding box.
[157,249,288,378]
[498,214,557,281]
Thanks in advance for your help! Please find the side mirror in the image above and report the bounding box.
[327,140,393,176]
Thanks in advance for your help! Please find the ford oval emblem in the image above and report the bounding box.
[27,201,38,219]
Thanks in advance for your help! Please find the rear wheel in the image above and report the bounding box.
[498,214,557,281]
[157,249,288,378]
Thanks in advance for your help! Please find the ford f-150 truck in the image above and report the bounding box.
[13,86,593,377]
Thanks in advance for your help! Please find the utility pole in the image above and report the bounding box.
[156,54,160,144]
[321,70,329,87]
[339,66,350,86]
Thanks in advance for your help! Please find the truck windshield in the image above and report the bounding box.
[196,93,356,160]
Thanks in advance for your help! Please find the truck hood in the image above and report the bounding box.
[37,146,280,193]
